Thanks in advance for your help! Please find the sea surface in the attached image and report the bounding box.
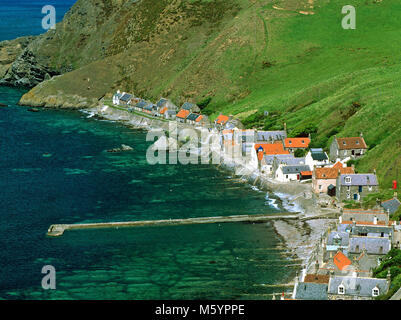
[0,1,296,300]
[0,87,296,300]
[0,0,75,41]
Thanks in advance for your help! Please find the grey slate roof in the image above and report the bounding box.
[342,210,389,224]
[276,157,306,166]
[144,103,155,111]
[225,119,244,130]
[295,282,328,300]
[120,93,132,102]
[310,148,328,161]
[186,113,201,121]
[381,198,401,214]
[181,102,196,110]
[166,110,177,116]
[114,92,122,98]
[339,174,378,186]
[328,276,389,297]
[135,100,148,109]
[257,131,287,142]
[351,225,392,237]
[264,154,295,165]
[327,231,349,247]
[156,98,168,108]
[282,165,310,174]
[348,237,391,255]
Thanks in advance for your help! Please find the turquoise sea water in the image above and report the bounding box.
[0,87,297,299]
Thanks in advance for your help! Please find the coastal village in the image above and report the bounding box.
[107,91,401,300]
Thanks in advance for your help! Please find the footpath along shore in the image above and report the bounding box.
[83,104,340,282]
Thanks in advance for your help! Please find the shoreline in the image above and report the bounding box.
[84,105,340,280]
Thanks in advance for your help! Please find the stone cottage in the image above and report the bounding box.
[336,173,379,202]
[329,134,368,161]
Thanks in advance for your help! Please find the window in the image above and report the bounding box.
[338,284,345,295]
[347,193,351,199]
[319,185,322,190]
[345,177,352,184]
[372,287,380,297]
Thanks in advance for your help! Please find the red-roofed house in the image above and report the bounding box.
[176,109,190,123]
[284,137,310,153]
[254,142,290,155]
[330,134,368,161]
[333,251,351,271]
[215,114,229,125]
[312,163,355,195]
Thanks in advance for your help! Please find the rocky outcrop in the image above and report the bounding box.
[0,50,58,87]
[0,36,34,79]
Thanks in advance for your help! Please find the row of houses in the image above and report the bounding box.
[112,91,249,131]
[289,207,401,300]
[112,91,210,126]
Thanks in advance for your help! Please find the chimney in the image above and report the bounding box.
[272,293,276,300]
[339,216,343,224]
[351,164,355,171]
[373,216,378,225]
[360,132,363,137]
[315,260,319,274]
[394,191,398,199]
[284,122,287,132]
[373,168,376,175]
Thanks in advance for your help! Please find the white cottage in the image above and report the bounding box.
[113,90,123,105]
[305,148,330,168]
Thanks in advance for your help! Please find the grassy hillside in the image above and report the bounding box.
[16,0,401,187]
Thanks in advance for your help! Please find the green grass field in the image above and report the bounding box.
[19,0,401,188]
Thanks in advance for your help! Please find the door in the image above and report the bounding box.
[354,194,358,200]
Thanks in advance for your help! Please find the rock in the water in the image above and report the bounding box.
[121,144,134,151]
[0,102,7,107]
[27,107,40,112]
[107,144,134,153]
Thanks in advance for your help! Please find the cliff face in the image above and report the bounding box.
[2,0,242,102]
[0,37,35,82]
[13,0,245,109]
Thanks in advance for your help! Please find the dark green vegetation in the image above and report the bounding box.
[1,0,401,186]
[373,249,401,300]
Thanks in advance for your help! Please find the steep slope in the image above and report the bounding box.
[2,0,401,187]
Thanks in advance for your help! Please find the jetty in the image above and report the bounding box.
[47,213,301,237]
